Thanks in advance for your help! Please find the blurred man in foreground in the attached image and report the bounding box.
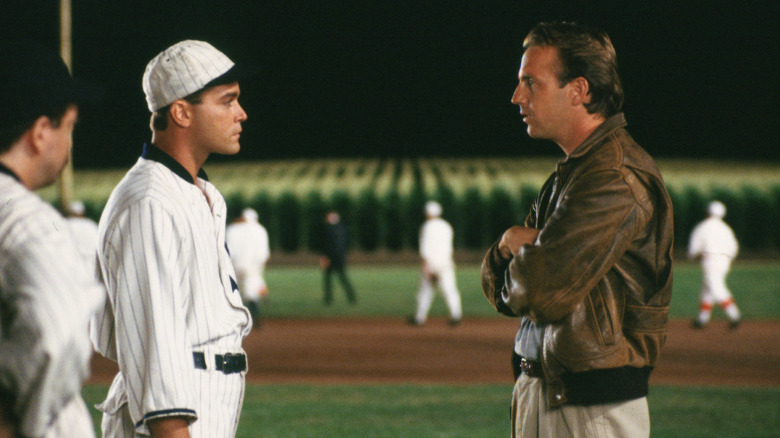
[480,22,674,437]
[0,42,103,438]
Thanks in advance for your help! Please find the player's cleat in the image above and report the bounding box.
[728,318,741,330]
[448,318,462,327]
[406,316,423,326]
[691,319,706,329]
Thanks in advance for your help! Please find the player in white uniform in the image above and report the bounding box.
[0,42,103,438]
[226,208,270,325]
[66,200,100,279]
[688,201,741,329]
[90,40,254,437]
[409,201,463,326]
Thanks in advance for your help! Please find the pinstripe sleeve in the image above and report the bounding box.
[103,197,198,427]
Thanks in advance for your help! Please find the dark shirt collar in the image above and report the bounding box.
[142,143,209,184]
[0,161,21,183]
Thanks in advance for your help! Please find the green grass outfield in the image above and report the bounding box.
[258,260,780,319]
[82,384,780,437]
[84,261,779,436]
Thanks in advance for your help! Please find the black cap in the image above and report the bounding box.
[0,42,95,129]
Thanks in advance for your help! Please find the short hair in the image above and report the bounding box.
[523,21,624,118]
[150,90,204,132]
[0,103,72,153]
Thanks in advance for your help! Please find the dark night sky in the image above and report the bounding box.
[1,1,777,169]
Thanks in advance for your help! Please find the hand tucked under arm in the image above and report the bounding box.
[498,226,540,258]
[481,226,539,316]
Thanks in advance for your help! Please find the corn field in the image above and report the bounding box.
[39,158,780,252]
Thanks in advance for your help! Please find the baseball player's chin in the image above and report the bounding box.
[222,141,241,155]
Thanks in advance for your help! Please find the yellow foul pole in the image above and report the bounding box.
[57,0,73,213]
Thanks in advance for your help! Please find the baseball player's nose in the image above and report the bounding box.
[236,102,247,122]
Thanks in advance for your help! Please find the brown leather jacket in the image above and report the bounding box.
[481,113,674,406]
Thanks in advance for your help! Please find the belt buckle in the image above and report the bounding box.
[520,358,539,377]
[219,353,245,374]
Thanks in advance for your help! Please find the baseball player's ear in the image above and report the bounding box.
[27,115,53,154]
[169,100,193,128]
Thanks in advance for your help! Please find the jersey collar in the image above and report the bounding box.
[0,161,21,183]
[142,143,209,184]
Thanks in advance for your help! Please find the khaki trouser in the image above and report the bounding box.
[512,373,650,438]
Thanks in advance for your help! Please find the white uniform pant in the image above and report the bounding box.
[699,254,734,304]
[512,373,650,438]
[100,369,245,437]
[414,267,462,323]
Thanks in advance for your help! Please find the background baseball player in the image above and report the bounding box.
[408,201,462,326]
[226,208,270,326]
[90,40,254,437]
[0,42,103,438]
[688,200,741,329]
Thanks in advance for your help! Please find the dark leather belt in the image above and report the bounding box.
[520,357,543,378]
[193,352,247,374]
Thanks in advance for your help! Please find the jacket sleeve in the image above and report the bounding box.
[480,240,518,316]
[503,168,646,322]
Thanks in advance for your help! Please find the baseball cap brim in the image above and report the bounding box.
[202,64,260,89]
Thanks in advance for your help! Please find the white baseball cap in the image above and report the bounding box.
[68,200,85,215]
[143,40,238,112]
[425,201,442,217]
[241,208,259,222]
[708,201,726,218]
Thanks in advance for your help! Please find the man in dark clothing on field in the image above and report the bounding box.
[319,211,357,305]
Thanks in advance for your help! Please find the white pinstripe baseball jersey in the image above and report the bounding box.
[91,145,251,437]
[0,167,103,438]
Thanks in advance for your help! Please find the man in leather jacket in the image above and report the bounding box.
[481,22,674,438]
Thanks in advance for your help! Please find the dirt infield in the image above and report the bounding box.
[88,318,780,387]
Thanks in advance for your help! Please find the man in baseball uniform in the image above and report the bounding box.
[0,42,104,438]
[409,201,462,326]
[688,201,741,329]
[91,40,254,437]
[226,208,270,326]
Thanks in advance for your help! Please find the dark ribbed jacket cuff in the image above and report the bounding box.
[561,366,653,405]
